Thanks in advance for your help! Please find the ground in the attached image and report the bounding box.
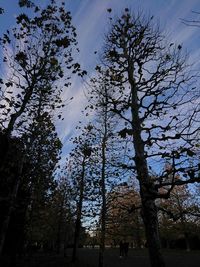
[2,248,200,267]
[73,248,200,267]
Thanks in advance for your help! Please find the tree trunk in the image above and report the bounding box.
[141,195,165,267]
[56,222,61,254]
[72,215,81,262]
[72,157,85,262]
[6,86,34,137]
[98,137,106,267]
[56,199,64,254]
[135,214,142,248]
[129,68,165,267]
[98,197,106,267]
[184,232,190,252]
[0,156,24,255]
[0,87,34,256]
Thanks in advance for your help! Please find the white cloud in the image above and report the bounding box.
[57,0,200,155]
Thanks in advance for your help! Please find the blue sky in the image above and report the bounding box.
[0,0,200,165]
[60,0,200,163]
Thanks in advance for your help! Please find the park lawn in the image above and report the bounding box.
[69,248,200,267]
[1,248,200,267]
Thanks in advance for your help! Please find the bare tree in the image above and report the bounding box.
[68,127,93,262]
[88,74,121,267]
[96,9,200,267]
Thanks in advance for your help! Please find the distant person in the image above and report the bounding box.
[124,242,129,257]
[119,240,124,258]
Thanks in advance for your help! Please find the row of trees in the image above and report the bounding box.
[0,2,199,267]
[64,9,200,267]
[0,0,84,265]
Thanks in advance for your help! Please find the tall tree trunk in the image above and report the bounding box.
[0,156,24,256]
[56,197,65,254]
[6,85,34,137]
[98,201,106,267]
[141,196,165,267]
[0,87,34,256]
[56,220,61,254]
[98,137,106,267]
[135,213,142,248]
[72,157,85,262]
[72,215,81,262]
[129,68,165,267]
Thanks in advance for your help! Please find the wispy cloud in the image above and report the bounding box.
[2,0,199,165]
[57,81,88,141]
[56,0,200,164]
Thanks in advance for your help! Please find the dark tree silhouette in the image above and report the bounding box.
[88,73,126,267]
[1,112,62,262]
[0,0,82,256]
[69,128,93,262]
[96,9,200,267]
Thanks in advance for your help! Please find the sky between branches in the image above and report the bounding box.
[0,0,200,166]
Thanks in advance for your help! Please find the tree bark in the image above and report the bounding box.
[0,155,24,256]
[129,66,165,267]
[135,213,142,248]
[98,137,106,267]
[72,157,85,262]
[72,214,81,262]
[141,196,165,267]
[6,86,34,137]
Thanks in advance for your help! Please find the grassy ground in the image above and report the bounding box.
[1,248,200,267]
[71,248,200,267]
